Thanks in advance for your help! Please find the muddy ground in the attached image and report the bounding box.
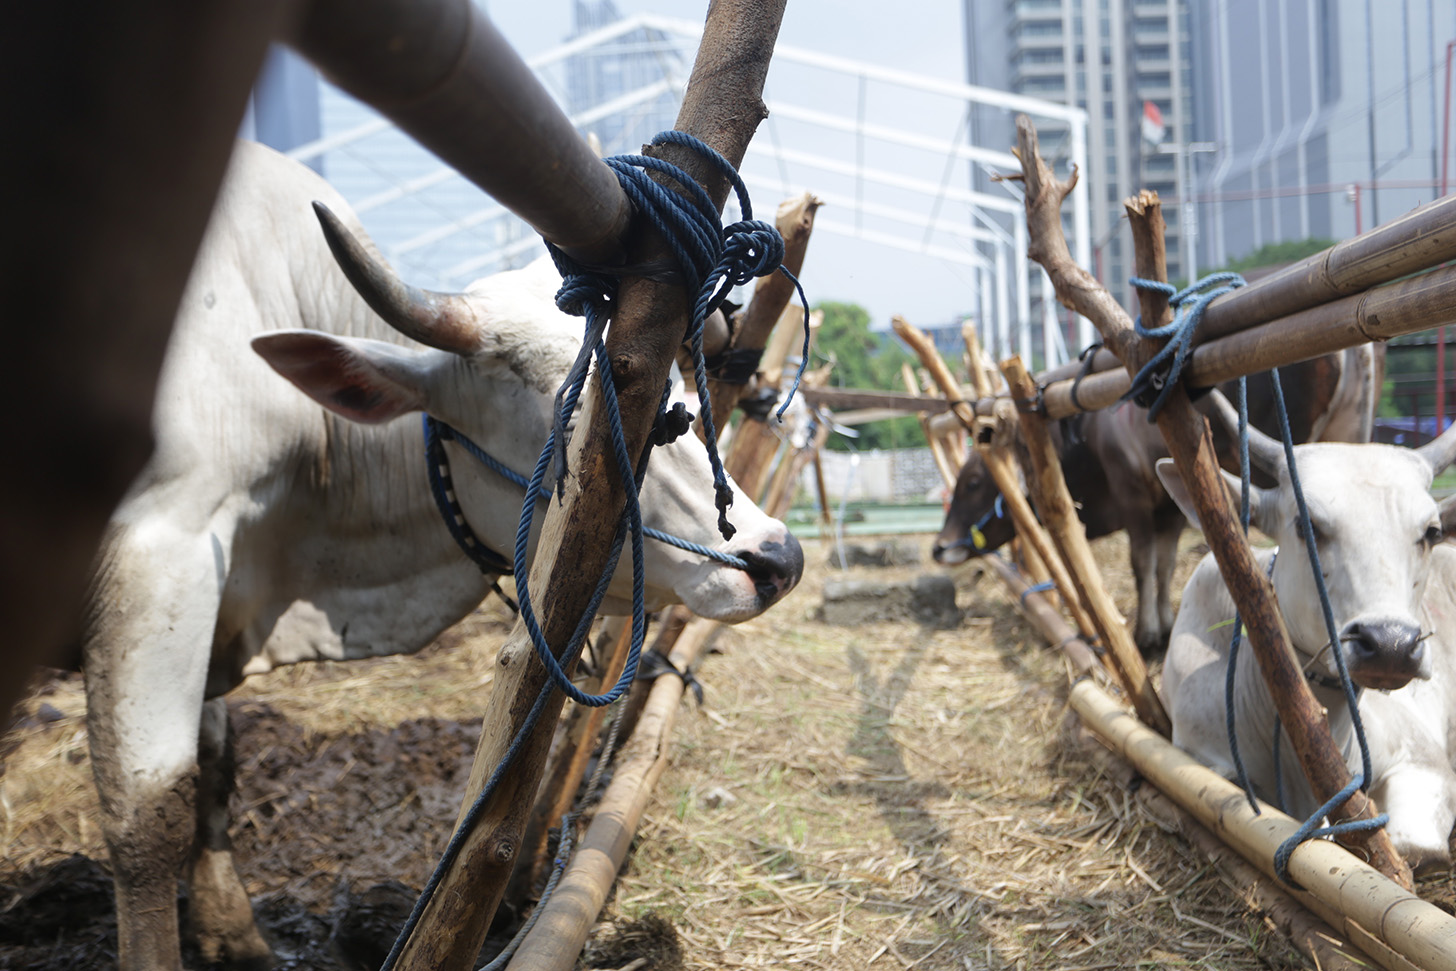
[2,533,1453,970]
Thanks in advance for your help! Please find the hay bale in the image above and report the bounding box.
[817,574,960,628]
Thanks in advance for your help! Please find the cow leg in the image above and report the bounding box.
[1153,517,1184,646]
[84,528,224,971]
[1125,522,1162,655]
[189,697,271,969]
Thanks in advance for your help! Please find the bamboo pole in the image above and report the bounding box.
[1071,682,1456,971]
[1000,356,1170,735]
[992,560,1456,971]
[294,0,630,268]
[1193,193,1456,342]
[1076,736,1373,971]
[893,315,1096,640]
[902,362,959,488]
[1037,261,1456,421]
[982,554,1100,679]
[390,7,788,967]
[1012,113,1410,889]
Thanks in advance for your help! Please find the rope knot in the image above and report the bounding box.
[1123,272,1246,420]
[651,401,695,446]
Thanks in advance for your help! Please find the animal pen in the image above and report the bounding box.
[8,3,1456,971]
[890,117,1456,971]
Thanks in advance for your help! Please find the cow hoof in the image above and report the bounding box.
[188,848,273,970]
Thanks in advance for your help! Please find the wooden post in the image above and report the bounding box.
[1010,114,1411,889]
[902,362,959,489]
[1001,356,1170,735]
[390,7,789,967]
[893,315,1097,640]
[510,618,635,901]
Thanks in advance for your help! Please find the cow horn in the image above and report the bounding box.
[1204,389,1286,476]
[313,202,484,355]
[1416,419,1456,474]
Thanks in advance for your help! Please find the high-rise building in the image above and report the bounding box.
[965,0,1194,312]
[1187,0,1453,271]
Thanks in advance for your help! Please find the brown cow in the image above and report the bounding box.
[932,345,1383,655]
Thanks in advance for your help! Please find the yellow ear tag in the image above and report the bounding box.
[971,526,987,550]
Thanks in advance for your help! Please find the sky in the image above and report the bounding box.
[481,1,985,332]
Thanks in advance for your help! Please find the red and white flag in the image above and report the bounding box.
[1141,100,1166,146]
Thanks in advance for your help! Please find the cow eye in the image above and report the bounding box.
[1423,524,1443,547]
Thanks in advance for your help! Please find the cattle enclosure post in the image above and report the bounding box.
[999,356,1170,735]
[389,4,789,968]
[1010,114,1411,888]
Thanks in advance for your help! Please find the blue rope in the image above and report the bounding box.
[1210,365,1387,885]
[382,133,795,968]
[1274,777,1390,881]
[1266,367,1385,883]
[1224,376,1262,813]
[546,131,809,541]
[1020,579,1056,605]
[1125,272,1246,420]
[428,416,749,569]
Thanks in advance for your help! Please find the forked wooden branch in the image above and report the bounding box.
[391,6,788,968]
[1011,114,1412,889]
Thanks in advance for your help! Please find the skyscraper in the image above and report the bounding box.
[964,0,1194,311]
[1187,0,1453,271]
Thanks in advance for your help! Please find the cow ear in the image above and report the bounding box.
[251,330,433,424]
[1155,458,1263,533]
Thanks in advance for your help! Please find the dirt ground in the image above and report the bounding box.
[2,531,1454,969]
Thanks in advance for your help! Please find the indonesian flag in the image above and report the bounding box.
[1141,100,1166,145]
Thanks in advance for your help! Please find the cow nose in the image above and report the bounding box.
[1343,619,1426,689]
[736,533,804,603]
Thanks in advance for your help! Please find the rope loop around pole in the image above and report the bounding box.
[1124,271,1247,420]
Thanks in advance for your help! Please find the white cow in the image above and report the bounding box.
[83,141,803,971]
[1159,408,1456,874]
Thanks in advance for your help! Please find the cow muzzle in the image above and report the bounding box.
[1341,618,1429,690]
[735,533,805,605]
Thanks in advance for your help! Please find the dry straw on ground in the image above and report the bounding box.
[3,533,1453,970]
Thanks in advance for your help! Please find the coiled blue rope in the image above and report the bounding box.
[1125,272,1246,420]
[546,130,812,541]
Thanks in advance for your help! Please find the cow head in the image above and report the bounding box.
[1158,407,1456,692]
[931,451,1016,564]
[251,204,801,624]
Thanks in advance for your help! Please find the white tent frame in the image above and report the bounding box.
[285,12,1091,367]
